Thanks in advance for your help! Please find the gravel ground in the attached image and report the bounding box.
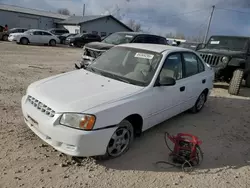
[0,42,250,188]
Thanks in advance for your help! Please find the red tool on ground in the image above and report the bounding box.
[156,132,203,172]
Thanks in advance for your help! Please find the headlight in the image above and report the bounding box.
[60,113,96,130]
[222,56,229,63]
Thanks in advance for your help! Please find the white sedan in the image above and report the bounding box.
[21,44,214,159]
[15,29,60,46]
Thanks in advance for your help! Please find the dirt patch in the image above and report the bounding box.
[0,42,250,188]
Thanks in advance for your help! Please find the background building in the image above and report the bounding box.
[0,4,68,29]
[0,4,133,36]
[56,15,133,37]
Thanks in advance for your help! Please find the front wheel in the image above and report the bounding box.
[228,69,244,95]
[98,120,134,160]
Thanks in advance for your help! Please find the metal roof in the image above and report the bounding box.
[0,4,69,19]
[57,15,133,31]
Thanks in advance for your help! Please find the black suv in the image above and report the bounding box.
[65,33,101,47]
[48,28,69,37]
[198,35,250,95]
[75,32,168,69]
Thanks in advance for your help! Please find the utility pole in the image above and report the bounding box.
[203,5,215,44]
[83,4,85,16]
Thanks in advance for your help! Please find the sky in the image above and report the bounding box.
[0,0,250,38]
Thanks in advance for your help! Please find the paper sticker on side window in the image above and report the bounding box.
[135,53,154,59]
[210,41,220,44]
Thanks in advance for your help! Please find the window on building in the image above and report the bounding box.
[92,31,98,35]
[101,32,107,37]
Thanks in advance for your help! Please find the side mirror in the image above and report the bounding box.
[156,76,176,86]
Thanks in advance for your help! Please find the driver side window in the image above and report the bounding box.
[159,53,183,81]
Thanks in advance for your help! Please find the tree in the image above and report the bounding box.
[57,8,70,16]
[127,19,142,32]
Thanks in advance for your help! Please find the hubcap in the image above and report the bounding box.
[196,93,205,110]
[107,127,130,157]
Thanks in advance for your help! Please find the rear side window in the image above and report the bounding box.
[42,32,52,36]
[33,31,42,35]
[183,52,205,77]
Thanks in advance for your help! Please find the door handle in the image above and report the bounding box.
[180,86,185,92]
[202,79,206,84]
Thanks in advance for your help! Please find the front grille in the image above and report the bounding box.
[85,48,105,58]
[27,96,55,117]
[199,53,223,66]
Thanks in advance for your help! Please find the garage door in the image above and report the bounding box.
[19,16,39,29]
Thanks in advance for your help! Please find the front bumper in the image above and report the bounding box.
[21,95,116,157]
[8,36,16,42]
[75,55,95,69]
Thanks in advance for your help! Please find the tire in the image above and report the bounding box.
[228,69,244,95]
[2,35,8,41]
[20,37,29,45]
[245,74,250,88]
[97,120,134,160]
[49,39,56,46]
[190,91,207,113]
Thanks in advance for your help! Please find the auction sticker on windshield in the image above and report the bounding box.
[135,53,154,59]
[125,35,133,38]
[210,41,220,44]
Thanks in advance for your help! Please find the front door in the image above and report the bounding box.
[30,31,42,43]
[144,53,186,130]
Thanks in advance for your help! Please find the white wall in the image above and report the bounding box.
[79,17,131,37]
[58,25,80,34]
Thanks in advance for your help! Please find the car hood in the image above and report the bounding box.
[27,70,143,113]
[85,42,115,51]
[198,48,246,57]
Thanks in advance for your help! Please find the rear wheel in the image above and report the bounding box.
[2,35,8,41]
[49,39,56,46]
[20,37,29,45]
[228,69,244,95]
[98,120,134,160]
[190,91,207,113]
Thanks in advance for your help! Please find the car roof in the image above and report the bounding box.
[210,35,250,39]
[115,31,165,38]
[117,43,193,53]
[28,29,50,32]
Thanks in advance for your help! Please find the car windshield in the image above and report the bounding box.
[87,47,162,86]
[206,36,249,51]
[102,33,135,45]
[179,43,198,50]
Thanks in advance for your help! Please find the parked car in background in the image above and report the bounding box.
[0,25,8,41]
[65,33,101,48]
[179,42,204,51]
[48,28,69,37]
[21,43,214,159]
[58,33,77,44]
[8,28,28,42]
[198,35,250,95]
[15,29,60,46]
[75,32,169,69]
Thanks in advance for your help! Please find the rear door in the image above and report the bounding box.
[180,52,208,112]
[41,31,53,43]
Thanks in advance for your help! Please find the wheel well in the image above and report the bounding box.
[203,88,209,101]
[125,114,143,137]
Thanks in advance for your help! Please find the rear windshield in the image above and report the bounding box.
[206,36,249,51]
[102,33,135,45]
